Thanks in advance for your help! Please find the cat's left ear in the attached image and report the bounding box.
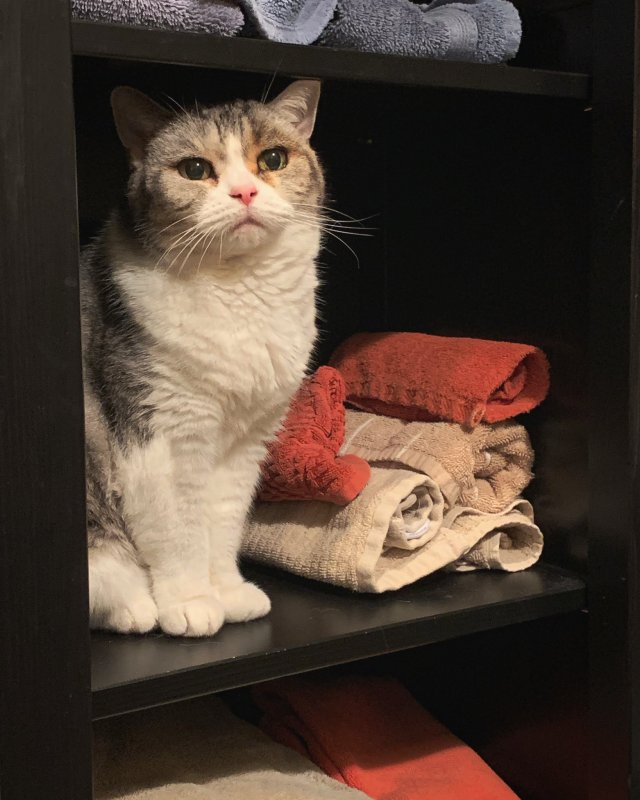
[267,80,321,141]
[111,86,173,164]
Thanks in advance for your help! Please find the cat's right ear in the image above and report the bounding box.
[110,87,172,165]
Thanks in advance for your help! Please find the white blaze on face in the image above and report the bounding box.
[221,134,258,201]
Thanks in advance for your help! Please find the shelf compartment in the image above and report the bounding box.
[92,563,585,719]
[72,22,590,99]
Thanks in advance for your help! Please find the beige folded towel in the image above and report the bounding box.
[243,466,542,592]
[94,697,371,800]
[342,410,534,513]
[446,499,543,572]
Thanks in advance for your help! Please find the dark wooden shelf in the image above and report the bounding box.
[72,21,590,99]
[91,563,585,719]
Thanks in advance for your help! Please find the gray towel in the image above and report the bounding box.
[71,0,337,44]
[318,0,522,64]
[240,0,338,44]
[71,0,245,35]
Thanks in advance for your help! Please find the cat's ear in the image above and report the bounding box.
[110,87,172,164]
[267,80,321,141]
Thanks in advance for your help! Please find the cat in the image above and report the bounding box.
[82,81,324,637]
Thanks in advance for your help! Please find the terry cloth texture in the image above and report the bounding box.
[330,331,549,429]
[343,409,534,513]
[71,0,244,35]
[94,696,372,799]
[259,367,371,505]
[446,498,543,572]
[254,675,521,799]
[240,0,338,43]
[243,464,542,592]
[317,0,522,64]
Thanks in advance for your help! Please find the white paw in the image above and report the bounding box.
[102,594,158,635]
[158,594,225,637]
[220,582,271,623]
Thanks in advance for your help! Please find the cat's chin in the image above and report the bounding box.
[224,222,276,254]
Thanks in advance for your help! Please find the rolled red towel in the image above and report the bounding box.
[330,332,550,428]
[253,675,521,800]
[258,366,371,505]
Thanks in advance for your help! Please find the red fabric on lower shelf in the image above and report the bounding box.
[253,675,520,800]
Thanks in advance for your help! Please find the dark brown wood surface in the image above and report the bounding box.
[0,1,92,798]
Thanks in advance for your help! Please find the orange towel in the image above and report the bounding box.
[254,675,520,800]
[258,366,371,505]
[330,332,550,429]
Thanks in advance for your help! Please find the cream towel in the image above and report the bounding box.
[243,466,542,592]
[94,697,371,800]
[447,499,543,572]
[243,465,446,591]
[342,410,534,513]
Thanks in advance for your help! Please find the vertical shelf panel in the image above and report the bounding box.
[589,1,639,798]
[0,1,92,798]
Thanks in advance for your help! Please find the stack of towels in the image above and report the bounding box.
[243,331,549,592]
[94,674,521,798]
[71,0,522,64]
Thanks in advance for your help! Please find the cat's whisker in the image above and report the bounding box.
[289,209,376,232]
[289,212,374,238]
[290,215,362,268]
[154,223,203,273]
[292,203,380,225]
[156,213,200,238]
[177,229,211,277]
[161,93,190,117]
[164,228,205,274]
[197,231,217,275]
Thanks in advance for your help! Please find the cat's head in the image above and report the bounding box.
[111,82,324,268]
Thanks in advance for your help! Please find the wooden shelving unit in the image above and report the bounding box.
[2,4,639,800]
[71,20,590,98]
[92,564,586,719]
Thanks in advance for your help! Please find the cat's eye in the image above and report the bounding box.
[258,148,288,172]
[177,157,213,181]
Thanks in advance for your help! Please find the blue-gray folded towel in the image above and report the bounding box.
[71,0,245,36]
[318,0,522,64]
[240,0,338,44]
[71,0,337,44]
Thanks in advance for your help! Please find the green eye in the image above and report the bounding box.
[177,157,213,180]
[258,147,288,171]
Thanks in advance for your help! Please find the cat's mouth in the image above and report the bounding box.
[231,216,266,233]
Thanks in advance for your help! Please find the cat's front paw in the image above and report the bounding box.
[158,594,225,637]
[101,595,158,635]
[219,582,271,623]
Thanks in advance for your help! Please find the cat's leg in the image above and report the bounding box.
[208,441,272,624]
[119,435,225,638]
[88,542,158,634]
[86,457,157,634]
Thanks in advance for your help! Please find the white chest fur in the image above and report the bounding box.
[116,248,318,452]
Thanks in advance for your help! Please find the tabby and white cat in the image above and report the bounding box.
[82,81,324,637]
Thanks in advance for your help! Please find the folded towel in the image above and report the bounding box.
[244,461,539,591]
[343,409,533,513]
[254,675,521,799]
[240,0,338,44]
[446,499,543,572]
[330,332,549,429]
[94,696,371,799]
[317,0,521,64]
[71,0,245,35]
[244,465,447,591]
[259,367,371,505]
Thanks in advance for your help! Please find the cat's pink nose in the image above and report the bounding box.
[229,184,258,206]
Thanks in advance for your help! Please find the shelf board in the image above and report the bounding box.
[91,563,585,719]
[72,21,590,100]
